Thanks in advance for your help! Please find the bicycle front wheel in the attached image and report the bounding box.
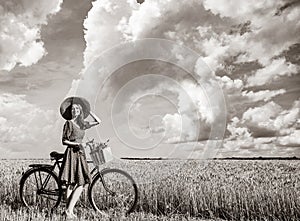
[19,167,62,210]
[88,168,138,215]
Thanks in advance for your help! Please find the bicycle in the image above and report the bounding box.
[19,139,138,215]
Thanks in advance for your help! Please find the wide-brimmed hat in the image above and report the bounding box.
[60,96,91,120]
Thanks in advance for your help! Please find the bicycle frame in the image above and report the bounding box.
[21,161,60,197]
[24,158,114,196]
[20,151,139,214]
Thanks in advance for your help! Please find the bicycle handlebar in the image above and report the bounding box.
[85,139,94,145]
[84,138,110,149]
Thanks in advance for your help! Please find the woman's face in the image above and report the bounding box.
[71,104,81,118]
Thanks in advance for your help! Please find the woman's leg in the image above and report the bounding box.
[66,184,84,216]
[66,185,74,200]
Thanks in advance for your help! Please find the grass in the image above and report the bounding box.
[0,159,299,220]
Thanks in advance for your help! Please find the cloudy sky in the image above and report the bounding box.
[0,0,299,159]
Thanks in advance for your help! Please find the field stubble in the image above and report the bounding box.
[0,159,299,220]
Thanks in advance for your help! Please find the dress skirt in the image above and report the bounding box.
[59,146,92,186]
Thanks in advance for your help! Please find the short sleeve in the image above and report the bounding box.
[62,121,72,143]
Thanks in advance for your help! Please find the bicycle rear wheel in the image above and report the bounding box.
[88,168,138,215]
[19,167,62,210]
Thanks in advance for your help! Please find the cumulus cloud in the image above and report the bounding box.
[247,58,298,87]
[201,0,300,103]
[216,76,243,92]
[203,0,300,65]
[75,0,299,156]
[227,117,252,140]
[82,0,300,80]
[0,0,63,71]
[223,99,300,156]
[242,89,286,102]
[83,0,132,67]
[242,102,281,128]
[242,101,300,132]
[162,113,183,143]
[277,130,300,147]
[117,78,218,143]
[222,136,278,157]
[241,100,299,138]
[223,116,269,154]
[161,79,222,143]
[203,0,278,21]
[200,32,247,72]
[274,101,300,132]
[78,0,225,144]
[0,93,58,157]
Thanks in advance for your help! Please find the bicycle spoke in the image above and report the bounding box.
[34,171,40,190]
[39,194,59,202]
[42,172,52,189]
[20,168,61,210]
[89,169,138,214]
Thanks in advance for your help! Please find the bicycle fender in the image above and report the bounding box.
[90,167,111,180]
[29,163,53,169]
[19,167,56,185]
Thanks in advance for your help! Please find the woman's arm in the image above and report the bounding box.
[90,111,101,123]
[62,139,81,146]
[86,111,101,128]
[62,139,85,152]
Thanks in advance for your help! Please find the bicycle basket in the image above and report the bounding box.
[90,144,113,166]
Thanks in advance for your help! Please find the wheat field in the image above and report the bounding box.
[0,159,299,220]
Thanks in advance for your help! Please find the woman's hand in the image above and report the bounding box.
[73,143,85,153]
[79,142,86,149]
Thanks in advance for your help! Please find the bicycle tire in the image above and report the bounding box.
[88,168,138,215]
[19,167,62,210]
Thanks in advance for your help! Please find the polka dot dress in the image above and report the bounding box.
[59,120,92,186]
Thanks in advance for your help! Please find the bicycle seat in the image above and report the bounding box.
[50,151,64,160]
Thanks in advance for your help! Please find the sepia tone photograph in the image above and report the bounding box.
[0,0,299,220]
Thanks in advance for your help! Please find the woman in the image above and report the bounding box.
[59,102,101,219]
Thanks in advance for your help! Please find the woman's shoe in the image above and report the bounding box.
[99,211,109,218]
[71,212,77,219]
[64,210,76,220]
